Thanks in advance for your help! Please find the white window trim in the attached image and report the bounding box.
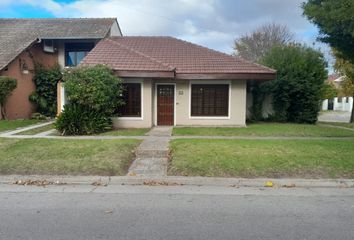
[189,80,231,120]
[154,83,176,126]
[119,79,144,121]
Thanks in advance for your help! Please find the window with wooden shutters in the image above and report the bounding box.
[191,84,229,117]
[119,83,141,117]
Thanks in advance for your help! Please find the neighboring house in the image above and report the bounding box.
[0,18,122,119]
[322,74,353,112]
[70,36,276,128]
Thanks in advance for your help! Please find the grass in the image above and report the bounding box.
[320,122,354,129]
[169,139,354,178]
[0,120,42,133]
[15,123,55,135]
[0,138,141,176]
[99,128,150,136]
[173,123,354,137]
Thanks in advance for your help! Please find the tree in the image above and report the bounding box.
[260,44,328,124]
[333,52,354,122]
[0,76,17,119]
[321,82,337,100]
[234,23,294,62]
[303,0,354,65]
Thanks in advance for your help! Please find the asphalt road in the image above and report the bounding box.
[0,185,353,240]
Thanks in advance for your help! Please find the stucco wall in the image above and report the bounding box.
[113,78,248,128]
[0,43,58,119]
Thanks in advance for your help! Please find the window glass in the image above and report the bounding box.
[64,42,94,66]
[191,84,229,117]
[119,83,142,117]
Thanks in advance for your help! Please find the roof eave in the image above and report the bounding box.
[175,72,276,80]
[114,70,175,78]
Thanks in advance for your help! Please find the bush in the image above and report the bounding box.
[260,44,327,124]
[55,104,112,135]
[30,64,62,117]
[0,76,17,119]
[56,65,123,135]
[31,112,47,120]
[63,65,124,115]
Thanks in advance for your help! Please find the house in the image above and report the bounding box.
[74,36,276,128]
[0,18,122,119]
[322,74,353,112]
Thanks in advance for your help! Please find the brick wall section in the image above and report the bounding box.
[0,43,58,119]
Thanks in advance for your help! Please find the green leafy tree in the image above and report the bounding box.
[234,23,294,62]
[29,64,62,116]
[333,52,354,122]
[0,76,17,119]
[303,0,354,65]
[260,44,328,123]
[320,82,337,100]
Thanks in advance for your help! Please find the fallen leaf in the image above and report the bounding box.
[13,179,66,187]
[264,181,274,187]
[91,181,108,187]
[143,180,183,186]
[282,183,296,188]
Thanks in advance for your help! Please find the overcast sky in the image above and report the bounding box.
[0,0,333,66]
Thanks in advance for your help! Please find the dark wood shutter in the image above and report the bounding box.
[191,84,229,116]
[119,83,141,117]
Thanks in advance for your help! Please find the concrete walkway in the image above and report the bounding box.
[128,127,172,176]
[0,121,54,137]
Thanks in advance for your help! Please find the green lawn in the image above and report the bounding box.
[0,120,42,133]
[16,123,55,135]
[320,122,354,129]
[169,139,354,178]
[0,138,141,176]
[173,123,354,137]
[99,128,150,136]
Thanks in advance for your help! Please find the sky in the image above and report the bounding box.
[0,0,333,67]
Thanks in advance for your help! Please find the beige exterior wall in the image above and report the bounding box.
[113,78,247,128]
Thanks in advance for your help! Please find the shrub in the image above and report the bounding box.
[260,44,327,124]
[0,76,17,119]
[56,65,123,135]
[29,64,62,117]
[55,104,112,135]
[63,65,124,115]
[31,112,47,120]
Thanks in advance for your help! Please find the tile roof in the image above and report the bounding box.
[81,36,276,79]
[0,18,116,70]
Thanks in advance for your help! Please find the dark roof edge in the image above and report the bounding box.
[0,38,39,71]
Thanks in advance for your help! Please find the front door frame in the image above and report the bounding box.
[154,83,176,126]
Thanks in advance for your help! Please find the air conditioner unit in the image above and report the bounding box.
[43,40,55,53]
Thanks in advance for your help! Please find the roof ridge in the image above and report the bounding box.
[169,36,276,73]
[0,18,116,20]
[106,38,175,71]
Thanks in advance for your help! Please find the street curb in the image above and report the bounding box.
[1,175,354,188]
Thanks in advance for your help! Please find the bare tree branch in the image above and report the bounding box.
[234,23,294,62]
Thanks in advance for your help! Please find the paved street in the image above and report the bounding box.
[0,185,353,240]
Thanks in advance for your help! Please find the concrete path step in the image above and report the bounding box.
[128,126,172,176]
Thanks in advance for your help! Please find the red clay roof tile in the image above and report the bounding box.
[81,36,276,78]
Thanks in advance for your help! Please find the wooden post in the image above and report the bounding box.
[57,81,62,116]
